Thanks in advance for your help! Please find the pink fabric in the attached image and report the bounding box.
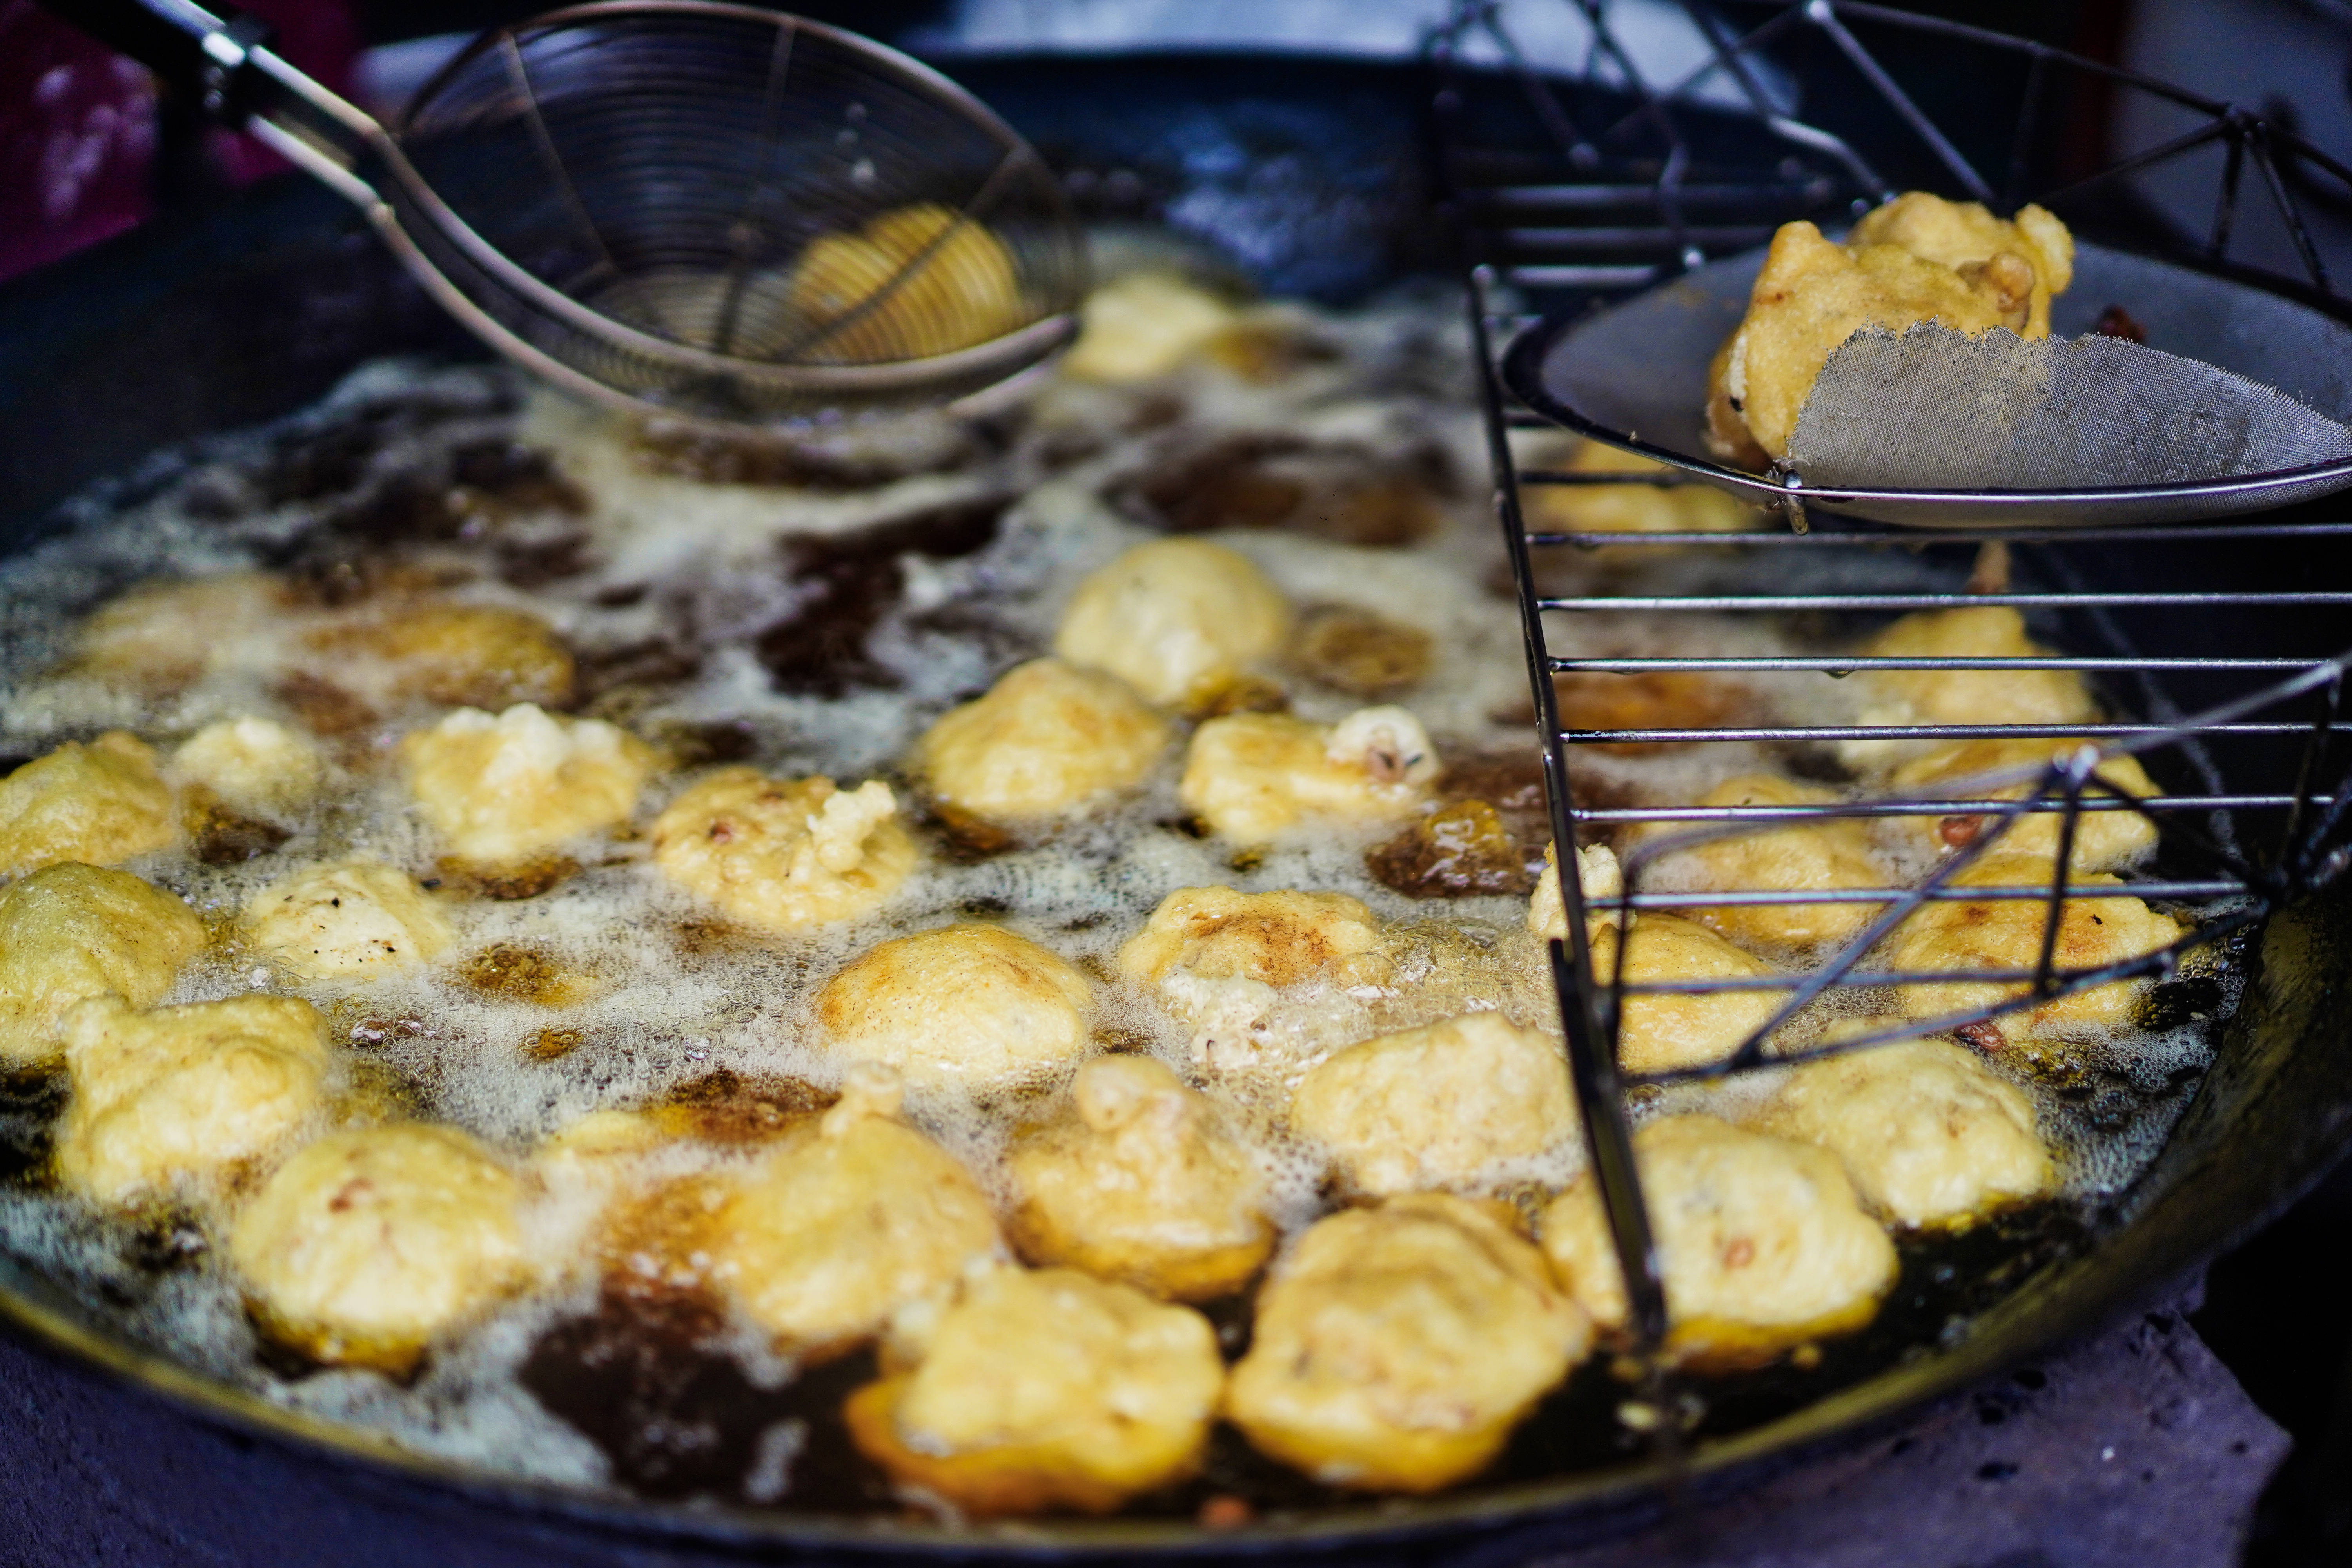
[0,1,157,282]
[0,0,361,283]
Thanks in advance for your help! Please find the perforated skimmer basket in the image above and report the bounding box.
[49,0,1089,426]
[1505,243,2352,529]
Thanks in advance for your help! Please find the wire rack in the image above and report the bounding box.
[1430,0,2352,1381]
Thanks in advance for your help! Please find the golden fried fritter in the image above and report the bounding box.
[1225,1194,1591,1492]
[1290,1013,1575,1197]
[815,923,1093,1087]
[1054,538,1290,709]
[1886,737,2161,872]
[1539,1114,1896,1369]
[0,864,201,1067]
[57,995,330,1206]
[1887,852,2186,1043]
[1005,1055,1271,1302]
[230,1123,528,1374]
[650,769,914,932]
[786,204,1024,364]
[1759,1036,2055,1229]
[708,1070,1001,1356]
[1628,773,1887,953]
[915,657,1171,820]
[0,733,175,877]
[242,859,454,981]
[401,704,653,869]
[1589,914,1785,1075]
[1061,272,1240,383]
[846,1265,1225,1514]
[1181,706,1439,843]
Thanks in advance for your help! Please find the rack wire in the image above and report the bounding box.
[1432,0,2352,1376]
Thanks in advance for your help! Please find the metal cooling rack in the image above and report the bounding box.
[1432,0,2352,1373]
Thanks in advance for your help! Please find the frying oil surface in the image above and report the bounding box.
[0,279,2227,1510]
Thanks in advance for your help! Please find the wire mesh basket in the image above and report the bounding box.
[1432,0,2352,1386]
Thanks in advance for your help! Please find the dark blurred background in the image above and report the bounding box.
[2,2,2350,1562]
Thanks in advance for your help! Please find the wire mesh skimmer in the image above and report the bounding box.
[1434,0,2352,1413]
[45,0,1088,426]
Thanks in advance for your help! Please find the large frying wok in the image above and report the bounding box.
[0,49,2348,1565]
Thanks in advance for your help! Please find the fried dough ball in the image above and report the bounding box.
[709,1069,1002,1356]
[1225,1194,1592,1492]
[1529,840,1626,941]
[1588,914,1785,1076]
[1539,1114,1897,1368]
[815,924,1092,1087]
[1887,737,2161,872]
[1628,774,1887,952]
[1847,193,2074,338]
[0,864,202,1067]
[1180,706,1439,844]
[1706,203,2071,462]
[1887,853,2187,1042]
[1854,606,2097,742]
[168,717,325,825]
[71,574,283,694]
[651,769,914,933]
[1005,1055,1273,1300]
[1760,1037,2055,1229]
[1061,271,1240,383]
[242,858,454,981]
[786,204,1024,364]
[914,658,1171,820]
[1290,1013,1575,1197]
[327,603,576,711]
[229,1123,527,1373]
[56,995,330,1206]
[0,733,176,877]
[1118,884,1390,1017]
[1517,437,1755,536]
[1054,539,1290,709]
[846,1264,1225,1515]
[401,704,653,867]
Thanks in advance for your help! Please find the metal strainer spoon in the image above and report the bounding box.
[43,0,1089,427]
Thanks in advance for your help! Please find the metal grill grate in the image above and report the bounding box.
[1434,0,2352,1385]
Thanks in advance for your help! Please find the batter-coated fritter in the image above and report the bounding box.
[70,574,283,695]
[1588,914,1785,1076]
[1060,272,1240,383]
[242,859,454,981]
[321,602,575,712]
[1628,774,1887,953]
[1854,606,2097,744]
[1181,706,1439,844]
[1006,1054,1273,1301]
[1887,853,2187,1043]
[1886,737,2161,873]
[1054,538,1290,709]
[815,923,1093,1087]
[1847,193,2074,338]
[1289,1012,1575,1197]
[0,863,202,1067]
[1119,884,1390,1024]
[56,995,330,1206]
[915,657,1171,820]
[230,1123,528,1374]
[1760,1037,2055,1229]
[1225,1194,1592,1492]
[785,204,1024,363]
[0,733,175,877]
[709,1070,1002,1356]
[847,1264,1226,1515]
[1706,197,2073,463]
[168,717,325,826]
[1528,840,1626,941]
[1517,438,1755,537]
[402,703,653,868]
[1539,1114,1897,1369]
[651,769,914,932]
